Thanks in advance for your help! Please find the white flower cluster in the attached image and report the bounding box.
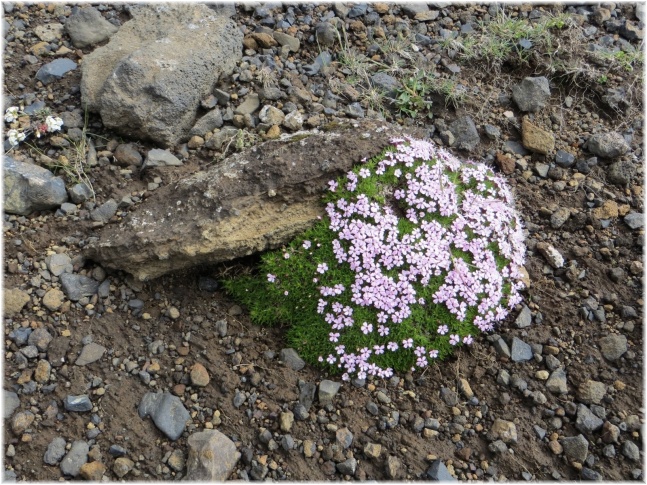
[45,115,64,132]
[4,106,64,147]
[7,129,26,146]
[4,106,19,123]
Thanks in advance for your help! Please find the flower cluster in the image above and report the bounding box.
[228,137,526,380]
[3,106,64,147]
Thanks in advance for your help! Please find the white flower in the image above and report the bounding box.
[7,129,25,146]
[45,116,64,132]
[4,106,19,123]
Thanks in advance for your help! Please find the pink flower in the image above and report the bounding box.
[402,338,413,349]
[267,274,276,283]
[437,325,448,335]
[317,263,328,274]
[360,322,373,335]
[283,253,290,259]
[463,335,473,345]
[303,240,312,249]
[449,334,460,345]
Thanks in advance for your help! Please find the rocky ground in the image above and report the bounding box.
[2,1,644,482]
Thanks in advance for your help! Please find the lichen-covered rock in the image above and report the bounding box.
[81,4,243,147]
[85,120,424,280]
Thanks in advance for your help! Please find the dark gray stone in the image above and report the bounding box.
[189,108,223,137]
[108,444,127,457]
[10,327,32,346]
[503,140,530,156]
[449,116,480,151]
[4,157,68,215]
[581,467,603,481]
[138,391,191,441]
[35,58,77,85]
[492,337,511,358]
[345,102,365,119]
[401,3,429,17]
[546,368,568,394]
[143,149,182,168]
[587,132,630,158]
[68,183,93,204]
[576,404,604,434]
[28,327,53,351]
[64,6,119,48]
[59,274,99,302]
[318,380,341,406]
[510,337,533,362]
[622,440,640,461]
[59,440,89,477]
[280,348,305,371]
[440,387,459,406]
[555,150,576,168]
[484,124,501,140]
[90,199,118,223]
[515,305,532,328]
[371,72,399,96]
[4,390,20,419]
[512,77,551,112]
[315,22,338,47]
[64,395,92,412]
[336,457,357,475]
[624,212,643,229]
[44,436,67,465]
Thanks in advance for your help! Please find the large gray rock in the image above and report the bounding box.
[449,116,480,151]
[138,391,191,441]
[4,157,68,215]
[59,274,99,302]
[81,4,243,147]
[512,77,551,112]
[185,430,241,480]
[60,440,89,477]
[85,119,423,281]
[586,132,630,158]
[64,7,119,48]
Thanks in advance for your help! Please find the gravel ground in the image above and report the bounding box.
[2,2,644,481]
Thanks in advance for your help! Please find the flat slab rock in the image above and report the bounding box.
[85,120,424,281]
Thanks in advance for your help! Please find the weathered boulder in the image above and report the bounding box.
[4,157,68,215]
[81,4,243,147]
[85,120,423,280]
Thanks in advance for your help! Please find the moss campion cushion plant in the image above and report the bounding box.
[225,137,526,381]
